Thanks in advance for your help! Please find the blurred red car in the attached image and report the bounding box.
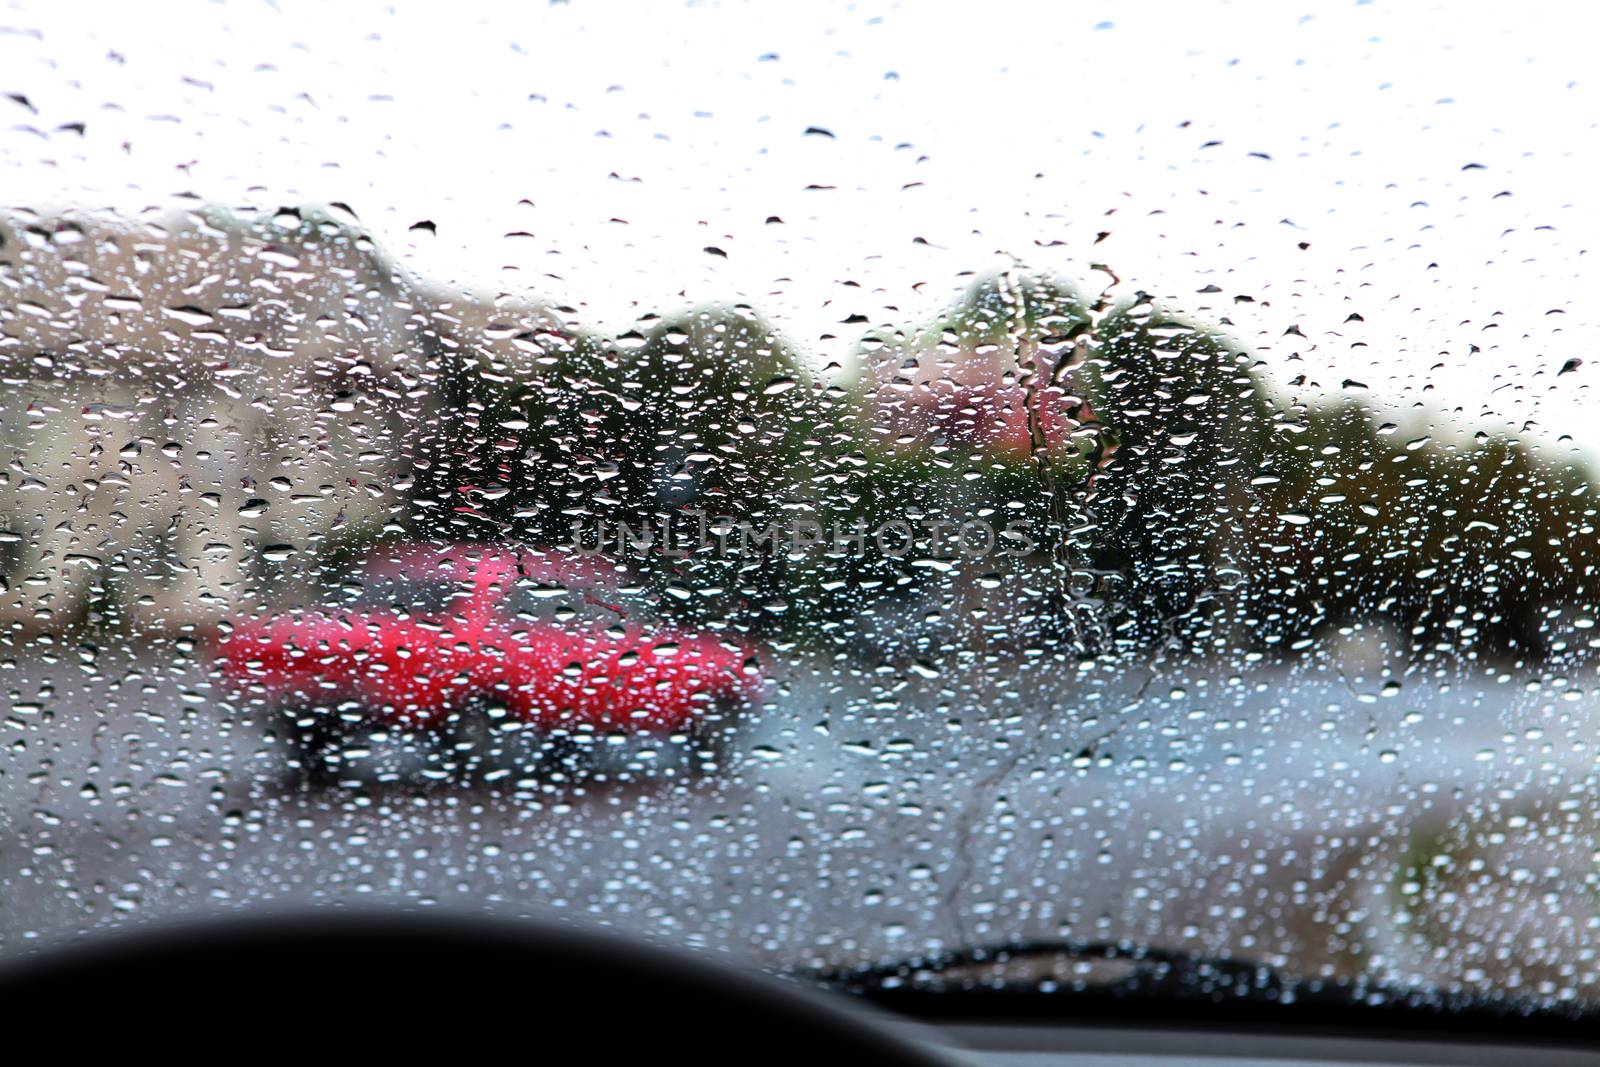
[215,542,763,785]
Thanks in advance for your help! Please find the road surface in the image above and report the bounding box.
[0,641,1594,1003]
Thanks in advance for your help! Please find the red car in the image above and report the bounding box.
[215,542,763,786]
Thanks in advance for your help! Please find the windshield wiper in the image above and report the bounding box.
[806,938,1278,1000]
[801,938,1600,1047]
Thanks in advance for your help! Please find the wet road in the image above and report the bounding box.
[1,642,1595,997]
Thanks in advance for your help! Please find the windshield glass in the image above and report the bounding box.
[3,0,1598,1024]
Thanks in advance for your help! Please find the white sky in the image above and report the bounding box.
[2,0,1597,454]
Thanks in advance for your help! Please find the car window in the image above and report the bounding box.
[2,0,1598,1029]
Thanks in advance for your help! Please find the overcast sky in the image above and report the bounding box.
[2,0,1597,455]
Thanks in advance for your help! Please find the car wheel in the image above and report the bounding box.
[277,705,349,790]
[434,701,489,783]
[275,705,446,790]
[683,695,743,780]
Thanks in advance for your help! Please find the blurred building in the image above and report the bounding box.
[0,206,458,633]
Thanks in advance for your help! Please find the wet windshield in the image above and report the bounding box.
[2,0,1597,1023]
